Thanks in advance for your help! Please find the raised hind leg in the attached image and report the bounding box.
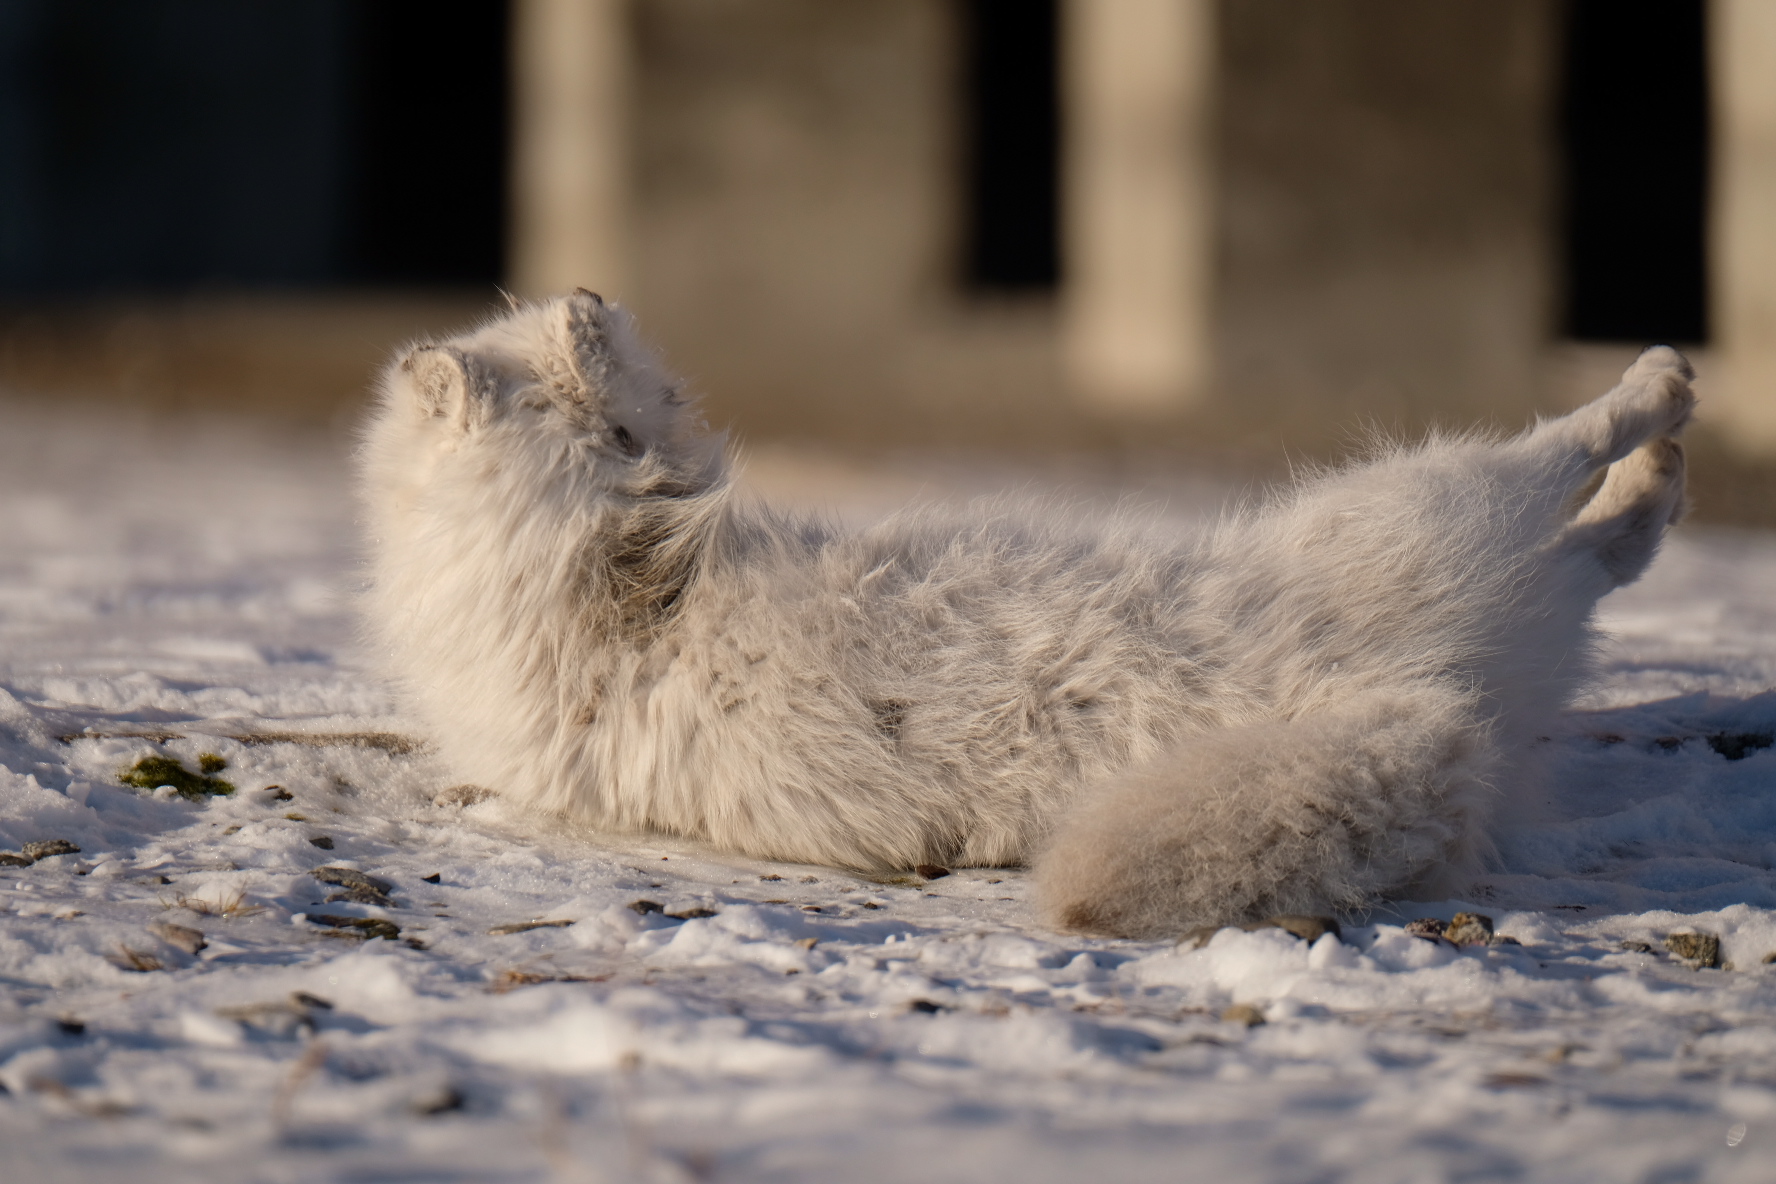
[1522,346,1693,603]
[1555,435,1688,590]
[1515,345,1695,509]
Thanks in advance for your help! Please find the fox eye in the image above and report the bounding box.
[611,424,641,457]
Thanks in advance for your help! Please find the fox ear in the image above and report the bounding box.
[558,288,611,406]
[400,345,494,431]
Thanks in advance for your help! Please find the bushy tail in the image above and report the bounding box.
[1034,683,1497,938]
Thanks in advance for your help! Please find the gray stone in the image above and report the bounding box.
[22,839,80,861]
[1444,913,1495,946]
[433,784,494,807]
[311,866,394,896]
[327,886,394,907]
[1664,931,1721,969]
[1180,925,1233,950]
[214,1000,315,1039]
[306,914,400,941]
[148,920,206,954]
[412,1085,465,1116]
[1255,914,1341,942]
[487,918,574,935]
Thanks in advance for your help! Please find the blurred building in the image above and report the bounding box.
[2,0,1773,463]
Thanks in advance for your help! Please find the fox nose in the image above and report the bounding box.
[572,288,604,307]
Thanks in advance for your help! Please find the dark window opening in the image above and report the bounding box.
[1561,0,1708,343]
[0,0,508,294]
[345,0,509,285]
[962,0,1059,290]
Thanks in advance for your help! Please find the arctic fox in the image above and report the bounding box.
[359,291,1693,938]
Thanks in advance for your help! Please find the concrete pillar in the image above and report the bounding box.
[1712,0,1776,450]
[508,0,632,299]
[1061,0,1216,413]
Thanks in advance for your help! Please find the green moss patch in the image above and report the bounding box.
[118,754,235,800]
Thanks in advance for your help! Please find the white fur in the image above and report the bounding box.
[357,292,1694,938]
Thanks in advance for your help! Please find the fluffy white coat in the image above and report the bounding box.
[358,291,1693,937]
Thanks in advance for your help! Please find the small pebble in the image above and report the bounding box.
[1664,931,1721,969]
[327,886,393,906]
[23,839,80,861]
[312,867,394,896]
[1444,913,1495,947]
[1180,925,1229,950]
[309,836,335,850]
[421,873,442,884]
[1254,915,1341,943]
[487,919,574,935]
[914,865,950,880]
[307,915,401,941]
[433,784,494,807]
[215,1000,315,1038]
[1405,918,1448,940]
[148,920,207,955]
[1221,1003,1266,1027]
[412,1086,465,1117]
[1619,940,1656,954]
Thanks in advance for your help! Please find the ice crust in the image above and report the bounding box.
[3,402,1776,1181]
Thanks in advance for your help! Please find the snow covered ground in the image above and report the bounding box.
[4,398,1776,1183]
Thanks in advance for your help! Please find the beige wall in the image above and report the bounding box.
[509,0,635,300]
[1711,0,1776,452]
[1063,0,1217,414]
[626,0,1072,449]
[1213,0,1559,443]
[617,0,1564,454]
